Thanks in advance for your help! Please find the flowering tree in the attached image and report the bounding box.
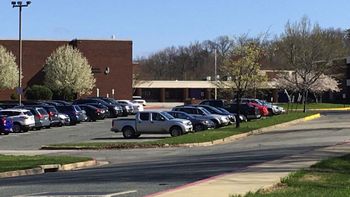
[0,45,19,90]
[274,73,340,103]
[221,42,267,128]
[273,17,346,112]
[44,45,95,99]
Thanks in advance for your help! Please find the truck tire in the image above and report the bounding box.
[122,126,135,139]
[133,133,141,139]
[170,126,183,137]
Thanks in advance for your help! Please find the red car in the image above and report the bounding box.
[248,102,269,116]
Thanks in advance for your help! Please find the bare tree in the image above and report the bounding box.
[273,17,347,112]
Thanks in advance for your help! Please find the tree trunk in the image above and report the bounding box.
[303,89,308,113]
[235,91,241,128]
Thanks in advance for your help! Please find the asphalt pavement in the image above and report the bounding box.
[0,111,349,197]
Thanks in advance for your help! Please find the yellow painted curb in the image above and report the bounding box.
[303,113,321,121]
[314,107,350,111]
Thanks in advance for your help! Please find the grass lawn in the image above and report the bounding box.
[239,154,350,197]
[43,112,316,150]
[277,102,348,110]
[0,155,91,173]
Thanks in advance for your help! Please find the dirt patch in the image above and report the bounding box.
[301,174,322,182]
[259,182,288,194]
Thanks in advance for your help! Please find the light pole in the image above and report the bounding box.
[11,1,31,105]
[214,49,217,99]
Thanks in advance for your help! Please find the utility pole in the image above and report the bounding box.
[11,1,31,105]
[214,49,217,100]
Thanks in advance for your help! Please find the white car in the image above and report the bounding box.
[118,100,144,113]
[132,99,147,106]
[0,109,35,132]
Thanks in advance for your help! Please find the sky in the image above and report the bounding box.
[1,0,350,59]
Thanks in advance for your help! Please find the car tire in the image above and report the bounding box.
[122,126,135,139]
[194,124,204,132]
[211,119,220,128]
[22,127,29,133]
[3,132,9,135]
[170,126,183,137]
[13,123,21,133]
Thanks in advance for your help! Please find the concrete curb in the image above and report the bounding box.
[177,113,321,148]
[0,159,99,179]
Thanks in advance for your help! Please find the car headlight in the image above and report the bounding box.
[202,120,209,125]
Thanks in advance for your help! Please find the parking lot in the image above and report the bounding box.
[0,116,171,150]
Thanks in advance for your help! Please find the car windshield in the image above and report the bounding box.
[103,98,118,105]
[205,106,222,113]
[24,111,33,116]
[38,108,48,115]
[161,112,174,119]
[199,108,211,115]
[218,107,230,113]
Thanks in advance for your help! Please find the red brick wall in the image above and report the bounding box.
[0,39,133,100]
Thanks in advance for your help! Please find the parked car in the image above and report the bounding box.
[224,103,261,121]
[132,99,146,106]
[57,113,71,126]
[84,103,109,119]
[52,100,72,106]
[172,105,230,128]
[26,105,61,127]
[216,107,247,122]
[165,111,215,132]
[78,104,104,121]
[199,100,228,108]
[0,115,13,135]
[248,102,269,116]
[259,100,285,115]
[14,106,51,130]
[56,105,82,125]
[88,97,131,116]
[0,109,35,132]
[117,100,144,114]
[111,111,192,138]
[0,103,20,109]
[197,105,236,123]
[73,99,123,118]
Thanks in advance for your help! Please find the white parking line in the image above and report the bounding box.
[107,190,138,197]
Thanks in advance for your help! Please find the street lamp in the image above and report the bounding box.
[11,1,31,105]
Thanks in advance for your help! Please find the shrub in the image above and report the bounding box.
[25,85,53,100]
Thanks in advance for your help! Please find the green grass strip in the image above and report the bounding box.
[0,155,91,173]
[278,103,348,110]
[44,112,316,149]
[237,154,350,197]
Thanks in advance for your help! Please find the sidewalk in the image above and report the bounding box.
[149,141,350,197]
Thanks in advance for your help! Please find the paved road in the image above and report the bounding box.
[0,117,170,150]
[0,111,350,197]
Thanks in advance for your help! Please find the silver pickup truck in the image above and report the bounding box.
[111,111,193,138]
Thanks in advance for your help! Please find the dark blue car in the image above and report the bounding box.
[165,111,215,132]
[0,115,13,135]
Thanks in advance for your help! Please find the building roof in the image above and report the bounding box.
[134,80,276,89]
